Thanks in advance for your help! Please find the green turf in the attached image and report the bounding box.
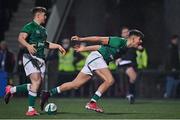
[0,97,180,119]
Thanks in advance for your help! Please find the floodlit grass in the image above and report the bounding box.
[0,98,180,119]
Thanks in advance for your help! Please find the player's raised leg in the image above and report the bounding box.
[40,72,91,111]
[85,68,114,113]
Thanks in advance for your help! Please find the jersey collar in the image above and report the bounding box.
[33,20,41,26]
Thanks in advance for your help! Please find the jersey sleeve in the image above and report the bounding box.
[108,37,127,48]
[20,24,32,34]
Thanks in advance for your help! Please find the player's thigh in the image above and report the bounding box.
[125,67,137,80]
[72,72,91,86]
[95,68,114,82]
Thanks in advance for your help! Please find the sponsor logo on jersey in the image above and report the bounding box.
[38,42,44,46]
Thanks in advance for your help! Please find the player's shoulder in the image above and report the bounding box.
[22,22,35,29]
[24,21,33,26]
[21,21,36,33]
[25,21,39,28]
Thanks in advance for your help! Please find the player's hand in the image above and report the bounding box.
[73,45,85,52]
[71,36,80,41]
[58,45,66,55]
[27,44,37,54]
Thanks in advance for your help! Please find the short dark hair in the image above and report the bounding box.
[121,26,129,31]
[129,29,144,39]
[31,7,47,16]
[171,34,179,40]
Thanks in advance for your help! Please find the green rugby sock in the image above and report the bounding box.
[91,91,102,102]
[10,84,31,94]
[28,90,37,107]
[49,87,61,96]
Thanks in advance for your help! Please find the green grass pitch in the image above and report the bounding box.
[0,98,180,119]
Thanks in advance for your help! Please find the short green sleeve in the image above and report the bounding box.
[20,24,32,34]
[108,37,127,48]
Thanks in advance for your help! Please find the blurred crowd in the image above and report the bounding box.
[0,41,15,85]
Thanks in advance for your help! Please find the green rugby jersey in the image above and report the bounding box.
[20,21,48,59]
[98,37,127,63]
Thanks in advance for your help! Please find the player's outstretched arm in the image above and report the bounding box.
[48,42,66,55]
[71,36,109,45]
[74,45,100,52]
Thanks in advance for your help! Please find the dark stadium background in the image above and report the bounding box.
[0,0,180,119]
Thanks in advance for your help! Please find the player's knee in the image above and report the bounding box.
[129,74,137,82]
[30,73,41,80]
[110,79,115,86]
[35,79,41,85]
[31,80,41,92]
[34,76,42,81]
[106,78,114,86]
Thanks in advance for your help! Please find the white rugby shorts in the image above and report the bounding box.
[81,51,108,76]
[23,54,45,78]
